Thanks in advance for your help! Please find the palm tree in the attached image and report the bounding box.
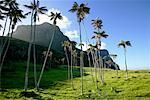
[49,12,62,25]
[0,9,25,67]
[0,0,18,62]
[0,1,25,90]
[24,0,47,91]
[88,44,101,95]
[91,18,108,84]
[69,2,90,94]
[91,17,102,31]
[118,40,131,79]
[91,31,108,84]
[36,11,62,90]
[0,0,18,37]
[69,2,90,50]
[0,0,8,34]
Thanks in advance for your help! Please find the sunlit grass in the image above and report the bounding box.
[0,61,150,99]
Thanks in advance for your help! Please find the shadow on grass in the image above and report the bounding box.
[1,62,81,89]
[19,91,41,98]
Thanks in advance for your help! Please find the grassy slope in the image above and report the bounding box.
[0,61,150,99]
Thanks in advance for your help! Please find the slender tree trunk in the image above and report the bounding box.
[0,16,8,53]
[78,22,82,50]
[0,17,8,56]
[36,26,56,90]
[97,36,105,85]
[124,48,128,79]
[33,21,37,87]
[24,12,33,91]
[0,20,11,62]
[80,51,84,95]
[64,47,70,80]
[70,46,74,89]
[0,20,12,91]
[92,50,100,96]
[2,17,8,36]
[98,50,104,85]
[78,21,84,95]
[87,52,94,83]
[0,29,13,71]
[0,22,15,90]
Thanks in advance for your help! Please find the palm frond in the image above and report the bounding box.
[57,13,63,20]
[24,12,31,16]
[91,35,95,39]
[126,41,132,46]
[24,5,33,9]
[79,43,84,46]
[118,40,125,48]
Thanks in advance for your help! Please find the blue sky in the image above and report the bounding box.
[1,0,150,70]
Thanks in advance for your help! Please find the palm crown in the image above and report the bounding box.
[91,17,103,30]
[49,12,63,25]
[69,2,90,22]
[91,31,108,40]
[24,0,47,22]
[118,40,132,48]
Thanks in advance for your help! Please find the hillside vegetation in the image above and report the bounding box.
[0,61,150,99]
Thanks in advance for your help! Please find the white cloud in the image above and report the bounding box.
[82,42,90,51]
[37,8,71,29]
[64,30,79,39]
[76,42,90,51]
[76,42,107,51]
[101,42,106,49]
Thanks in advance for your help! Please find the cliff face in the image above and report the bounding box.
[12,22,69,53]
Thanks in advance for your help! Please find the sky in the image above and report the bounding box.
[0,0,150,70]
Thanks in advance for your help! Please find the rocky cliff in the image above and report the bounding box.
[12,22,69,53]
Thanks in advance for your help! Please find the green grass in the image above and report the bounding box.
[0,61,150,99]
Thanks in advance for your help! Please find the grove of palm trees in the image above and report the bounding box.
[0,0,149,99]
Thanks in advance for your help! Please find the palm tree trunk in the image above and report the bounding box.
[92,50,100,96]
[97,50,102,81]
[80,51,84,95]
[0,29,13,71]
[78,22,82,50]
[64,47,70,80]
[0,19,12,90]
[2,17,8,36]
[70,47,74,89]
[87,52,94,83]
[124,48,128,79]
[78,21,84,95]
[97,37,105,84]
[0,16,8,53]
[24,11,33,91]
[0,17,8,55]
[33,21,37,87]
[0,20,11,62]
[36,26,56,90]
[0,22,14,90]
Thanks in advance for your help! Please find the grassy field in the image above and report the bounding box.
[0,61,150,99]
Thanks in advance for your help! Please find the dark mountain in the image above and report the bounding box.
[11,22,119,69]
[12,22,69,53]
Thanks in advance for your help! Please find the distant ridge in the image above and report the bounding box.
[12,22,70,53]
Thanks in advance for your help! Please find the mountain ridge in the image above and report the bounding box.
[12,22,70,53]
